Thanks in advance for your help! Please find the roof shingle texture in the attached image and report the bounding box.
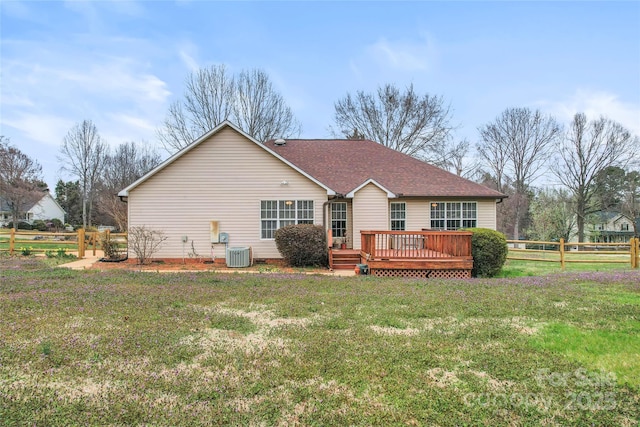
[269,139,505,198]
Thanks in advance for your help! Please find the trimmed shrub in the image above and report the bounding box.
[466,228,508,278]
[8,221,32,230]
[275,224,328,267]
[100,234,123,260]
[32,220,48,231]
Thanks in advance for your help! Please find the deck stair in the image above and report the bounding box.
[330,249,360,270]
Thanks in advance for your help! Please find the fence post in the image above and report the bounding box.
[9,228,15,256]
[92,232,98,256]
[632,237,639,269]
[77,228,85,258]
[559,238,565,270]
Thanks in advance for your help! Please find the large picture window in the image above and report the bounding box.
[390,202,406,231]
[430,202,476,230]
[261,200,314,239]
[331,203,347,238]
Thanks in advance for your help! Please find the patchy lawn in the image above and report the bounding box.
[1,258,639,426]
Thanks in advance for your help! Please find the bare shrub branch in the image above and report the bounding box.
[128,226,168,264]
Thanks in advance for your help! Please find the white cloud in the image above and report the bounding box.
[178,41,200,72]
[540,89,640,136]
[0,38,171,145]
[363,34,438,72]
[3,113,75,147]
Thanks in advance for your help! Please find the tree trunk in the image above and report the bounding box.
[82,198,87,229]
[576,213,585,246]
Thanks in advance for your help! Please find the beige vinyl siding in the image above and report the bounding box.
[347,201,353,248]
[127,127,327,259]
[403,199,430,230]
[351,183,389,249]
[476,199,497,229]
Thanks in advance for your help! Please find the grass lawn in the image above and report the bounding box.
[0,235,79,255]
[1,257,639,426]
[501,258,637,277]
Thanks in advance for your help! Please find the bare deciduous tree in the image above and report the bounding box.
[58,120,108,228]
[97,141,162,231]
[332,83,454,161]
[0,136,45,227]
[478,107,562,239]
[158,65,301,152]
[552,113,638,242]
[432,138,481,179]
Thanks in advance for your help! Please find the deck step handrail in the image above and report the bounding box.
[360,230,472,261]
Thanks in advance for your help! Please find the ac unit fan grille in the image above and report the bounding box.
[226,247,250,268]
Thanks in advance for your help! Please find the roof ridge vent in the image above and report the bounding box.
[274,138,286,146]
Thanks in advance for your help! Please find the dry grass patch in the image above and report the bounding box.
[369,325,420,336]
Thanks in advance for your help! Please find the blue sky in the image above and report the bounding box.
[1,1,639,191]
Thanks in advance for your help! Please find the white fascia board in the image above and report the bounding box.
[345,178,396,198]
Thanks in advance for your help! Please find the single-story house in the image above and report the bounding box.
[118,121,505,263]
[0,192,65,227]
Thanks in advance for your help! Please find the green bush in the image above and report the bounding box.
[32,220,48,231]
[8,221,32,230]
[275,224,328,267]
[466,228,508,278]
[100,234,122,260]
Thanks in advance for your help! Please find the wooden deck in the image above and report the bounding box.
[359,231,473,278]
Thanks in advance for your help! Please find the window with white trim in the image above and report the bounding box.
[390,202,406,230]
[331,202,347,238]
[430,202,476,230]
[261,200,314,239]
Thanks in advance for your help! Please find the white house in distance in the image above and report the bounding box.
[0,192,65,227]
[118,121,505,263]
[586,212,639,243]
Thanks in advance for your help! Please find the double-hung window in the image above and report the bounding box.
[260,200,314,239]
[390,202,406,231]
[430,202,476,230]
[331,203,347,238]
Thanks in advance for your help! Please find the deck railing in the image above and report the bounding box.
[360,230,472,260]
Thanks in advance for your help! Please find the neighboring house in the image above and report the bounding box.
[587,212,639,243]
[118,121,506,261]
[0,192,65,227]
